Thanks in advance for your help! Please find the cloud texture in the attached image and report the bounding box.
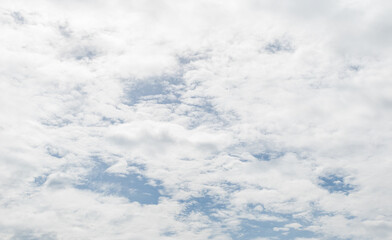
[1,0,392,239]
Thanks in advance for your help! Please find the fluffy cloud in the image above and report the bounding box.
[1,0,392,239]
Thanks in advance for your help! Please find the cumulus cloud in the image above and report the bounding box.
[1,0,392,239]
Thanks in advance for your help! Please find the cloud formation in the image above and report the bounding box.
[1,0,392,239]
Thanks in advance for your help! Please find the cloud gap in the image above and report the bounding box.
[75,160,163,205]
[319,175,355,195]
[123,75,183,106]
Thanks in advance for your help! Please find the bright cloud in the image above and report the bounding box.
[1,0,392,239]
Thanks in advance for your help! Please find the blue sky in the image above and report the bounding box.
[1,0,392,239]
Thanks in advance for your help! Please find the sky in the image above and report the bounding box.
[0,0,392,239]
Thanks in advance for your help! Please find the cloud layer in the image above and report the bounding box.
[1,0,392,239]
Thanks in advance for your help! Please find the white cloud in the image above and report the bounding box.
[1,0,392,239]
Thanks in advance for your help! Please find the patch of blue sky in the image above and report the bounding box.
[177,183,240,221]
[10,230,56,240]
[177,50,210,65]
[230,218,317,240]
[319,175,355,195]
[183,99,238,129]
[308,202,357,226]
[178,189,318,240]
[180,194,227,221]
[251,152,284,161]
[123,73,236,129]
[101,116,124,125]
[228,202,325,240]
[123,72,238,131]
[76,160,163,205]
[230,142,285,162]
[220,181,243,192]
[123,75,183,106]
[34,174,48,186]
[184,96,219,115]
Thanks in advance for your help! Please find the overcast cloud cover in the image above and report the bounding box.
[1,0,392,239]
